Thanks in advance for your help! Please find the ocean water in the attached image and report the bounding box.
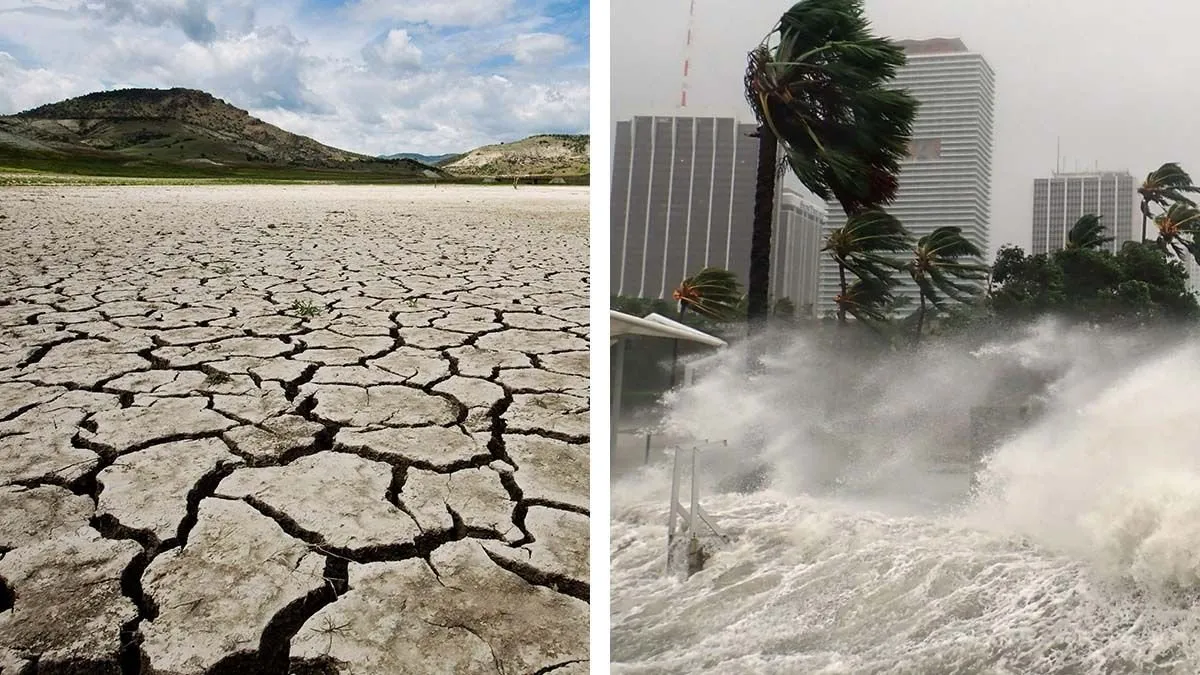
[611,322,1200,674]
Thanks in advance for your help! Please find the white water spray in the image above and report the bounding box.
[611,320,1200,674]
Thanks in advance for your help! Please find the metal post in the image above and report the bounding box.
[689,448,699,536]
[611,338,626,455]
[665,440,730,574]
[668,337,680,389]
[667,448,683,570]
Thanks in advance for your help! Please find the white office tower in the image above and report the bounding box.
[772,187,826,317]
[1031,171,1137,254]
[817,38,995,316]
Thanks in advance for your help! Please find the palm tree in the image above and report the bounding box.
[672,267,743,322]
[834,276,894,325]
[1139,163,1200,241]
[1065,214,1114,250]
[823,209,911,323]
[743,0,918,332]
[1153,201,1200,261]
[906,226,989,341]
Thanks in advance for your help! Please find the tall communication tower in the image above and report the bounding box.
[679,0,696,108]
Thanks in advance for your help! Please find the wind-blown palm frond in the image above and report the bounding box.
[835,275,893,325]
[1139,163,1200,240]
[1154,201,1200,261]
[907,226,988,341]
[1140,163,1200,215]
[823,208,910,322]
[824,209,911,267]
[745,0,918,216]
[1066,214,1113,250]
[673,267,744,322]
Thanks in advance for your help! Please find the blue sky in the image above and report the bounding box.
[0,0,589,154]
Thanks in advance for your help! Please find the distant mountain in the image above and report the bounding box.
[380,152,463,166]
[441,134,589,177]
[0,87,443,177]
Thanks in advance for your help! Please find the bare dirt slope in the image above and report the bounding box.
[442,134,589,177]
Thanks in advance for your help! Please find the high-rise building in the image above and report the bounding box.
[773,187,826,317]
[817,37,996,316]
[1183,255,1200,294]
[610,115,758,299]
[1031,171,1137,254]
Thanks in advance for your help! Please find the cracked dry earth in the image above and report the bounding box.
[0,185,590,675]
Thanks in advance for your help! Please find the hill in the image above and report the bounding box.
[381,152,463,166]
[0,87,443,179]
[441,134,589,177]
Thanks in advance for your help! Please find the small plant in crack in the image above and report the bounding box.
[291,299,324,318]
[404,297,418,308]
[310,615,354,656]
[213,263,233,275]
[203,371,232,386]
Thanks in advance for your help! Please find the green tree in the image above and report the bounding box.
[743,0,917,333]
[1065,213,1114,250]
[823,209,911,323]
[672,267,744,322]
[906,226,989,341]
[988,242,1198,325]
[989,246,1067,321]
[1138,163,1200,241]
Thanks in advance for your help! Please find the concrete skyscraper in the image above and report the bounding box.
[1031,171,1137,254]
[773,187,826,316]
[817,37,996,315]
[610,115,758,298]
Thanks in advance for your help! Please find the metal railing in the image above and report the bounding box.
[666,439,729,574]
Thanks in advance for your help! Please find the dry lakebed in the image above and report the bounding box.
[0,185,590,674]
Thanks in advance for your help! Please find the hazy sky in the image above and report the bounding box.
[612,0,1200,255]
[0,0,589,155]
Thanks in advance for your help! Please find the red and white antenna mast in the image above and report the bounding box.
[679,0,696,108]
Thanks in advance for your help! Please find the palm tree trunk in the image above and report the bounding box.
[747,124,777,334]
[916,293,926,344]
[1142,209,1148,242]
[836,262,848,323]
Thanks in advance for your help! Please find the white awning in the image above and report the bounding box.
[610,310,727,347]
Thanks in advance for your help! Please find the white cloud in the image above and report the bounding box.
[0,52,89,112]
[363,28,422,72]
[509,32,570,64]
[348,0,515,27]
[0,0,588,156]
[80,0,218,43]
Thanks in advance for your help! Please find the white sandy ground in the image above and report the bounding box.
[0,184,590,674]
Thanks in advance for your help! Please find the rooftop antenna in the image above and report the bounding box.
[679,0,696,108]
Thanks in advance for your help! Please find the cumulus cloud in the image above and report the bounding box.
[80,0,218,43]
[349,0,516,27]
[509,32,571,64]
[0,0,588,155]
[363,28,422,72]
[0,51,88,113]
